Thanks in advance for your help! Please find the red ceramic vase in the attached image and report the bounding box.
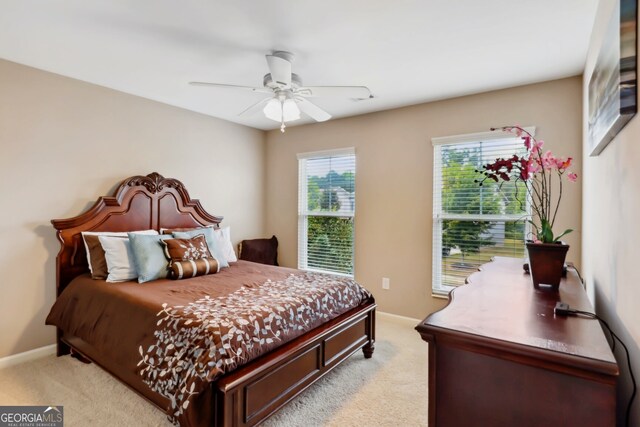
[526,242,570,290]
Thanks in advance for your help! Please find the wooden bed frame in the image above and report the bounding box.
[51,172,376,427]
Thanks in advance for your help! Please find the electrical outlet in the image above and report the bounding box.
[382,277,390,290]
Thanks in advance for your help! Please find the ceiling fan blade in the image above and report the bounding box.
[296,98,331,122]
[238,97,273,117]
[189,82,272,94]
[266,54,292,87]
[297,85,372,100]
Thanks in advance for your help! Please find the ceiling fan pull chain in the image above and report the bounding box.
[280,117,286,133]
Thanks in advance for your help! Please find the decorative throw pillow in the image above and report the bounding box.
[239,235,279,266]
[168,258,220,280]
[214,226,238,263]
[83,230,157,280]
[172,228,229,268]
[128,233,173,283]
[162,234,213,262]
[98,235,138,282]
[161,235,219,280]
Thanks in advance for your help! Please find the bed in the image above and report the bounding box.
[46,172,376,426]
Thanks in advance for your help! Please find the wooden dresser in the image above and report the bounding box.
[416,257,618,427]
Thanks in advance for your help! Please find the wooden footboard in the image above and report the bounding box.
[214,302,376,427]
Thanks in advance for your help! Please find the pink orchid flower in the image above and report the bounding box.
[527,158,542,174]
[531,139,544,152]
[479,125,577,244]
[554,157,572,171]
[541,151,556,170]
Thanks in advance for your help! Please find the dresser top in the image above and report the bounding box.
[417,257,617,375]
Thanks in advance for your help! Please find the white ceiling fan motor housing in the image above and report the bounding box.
[263,72,302,90]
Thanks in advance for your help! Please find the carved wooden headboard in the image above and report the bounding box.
[51,172,223,296]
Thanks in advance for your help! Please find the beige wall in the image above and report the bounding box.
[0,59,265,358]
[583,1,640,424]
[266,77,583,320]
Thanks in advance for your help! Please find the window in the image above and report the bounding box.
[298,148,355,277]
[432,129,533,295]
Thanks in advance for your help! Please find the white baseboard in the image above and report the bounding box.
[0,344,56,370]
[377,311,421,326]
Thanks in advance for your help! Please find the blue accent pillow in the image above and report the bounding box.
[172,228,229,268]
[128,233,173,283]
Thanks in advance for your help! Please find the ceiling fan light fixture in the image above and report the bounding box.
[282,98,300,121]
[263,98,282,122]
[263,97,300,123]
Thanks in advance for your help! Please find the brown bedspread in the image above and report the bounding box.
[46,261,372,426]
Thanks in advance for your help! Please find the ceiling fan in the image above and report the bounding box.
[190,51,373,132]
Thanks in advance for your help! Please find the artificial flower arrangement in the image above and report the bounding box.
[476,125,578,244]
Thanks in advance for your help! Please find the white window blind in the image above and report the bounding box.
[432,130,533,295]
[298,148,355,277]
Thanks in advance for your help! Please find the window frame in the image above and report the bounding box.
[431,128,535,296]
[297,147,356,278]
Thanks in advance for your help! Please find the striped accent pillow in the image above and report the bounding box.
[168,258,220,280]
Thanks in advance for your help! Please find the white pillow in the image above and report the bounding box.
[82,229,158,273]
[98,235,138,282]
[214,226,237,263]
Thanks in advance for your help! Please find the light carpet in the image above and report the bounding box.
[0,314,428,426]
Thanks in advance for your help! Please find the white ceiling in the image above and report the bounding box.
[0,0,599,130]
